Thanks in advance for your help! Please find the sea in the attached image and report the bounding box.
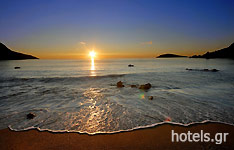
[0,58,234,134]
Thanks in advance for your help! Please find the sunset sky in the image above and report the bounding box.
[0,0,234,59]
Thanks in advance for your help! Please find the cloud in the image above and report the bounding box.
[80,41,86,45]
[141,41,152,45]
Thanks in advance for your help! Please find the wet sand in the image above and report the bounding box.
[0,122,233,150]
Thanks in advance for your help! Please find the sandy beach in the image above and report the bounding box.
[0,122,233,150]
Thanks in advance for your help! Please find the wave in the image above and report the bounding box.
[0,74,126,83]
[8,120,234,135]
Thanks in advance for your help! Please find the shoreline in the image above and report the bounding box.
[1,122,233,150]
[8,120,234,135]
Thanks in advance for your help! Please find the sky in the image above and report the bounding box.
[0,0,234,59]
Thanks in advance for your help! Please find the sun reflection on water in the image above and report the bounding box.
[89,51,96,76]
[90,58,96,76]
[83,88,106,132]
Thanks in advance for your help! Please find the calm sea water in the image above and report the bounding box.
[0,58,234,134]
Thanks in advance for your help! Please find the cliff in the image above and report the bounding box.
[0,43,38,60]
[191,43,234,59]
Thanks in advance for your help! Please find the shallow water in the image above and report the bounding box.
[0,58,234,134]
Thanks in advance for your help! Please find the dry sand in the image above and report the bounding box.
[0,122,233,150]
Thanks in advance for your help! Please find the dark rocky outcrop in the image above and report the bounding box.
[0,42,38,60]
[190,43,234,59]
[157,54,187,58]
[186,68,219,72]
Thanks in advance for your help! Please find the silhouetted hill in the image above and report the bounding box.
[157,54,187,58]
[0,43,38,60]
[191,43,234,59]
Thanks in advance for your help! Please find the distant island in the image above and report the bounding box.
[0,42,38,60]
[190,42,234,59]
[156,54,187,58]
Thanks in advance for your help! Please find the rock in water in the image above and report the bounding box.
[148,96,153,100]
[14,67,21,69]
[139,83,152,90]
[27,113,36,119]
[130,85,137,88]
[117,81,124,88]
[211,69,219,72]
[128,64,134,67]
[186,68,219,72]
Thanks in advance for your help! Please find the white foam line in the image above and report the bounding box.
[8,120,234,135]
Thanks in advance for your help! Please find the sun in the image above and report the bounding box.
[89,51,96,58]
